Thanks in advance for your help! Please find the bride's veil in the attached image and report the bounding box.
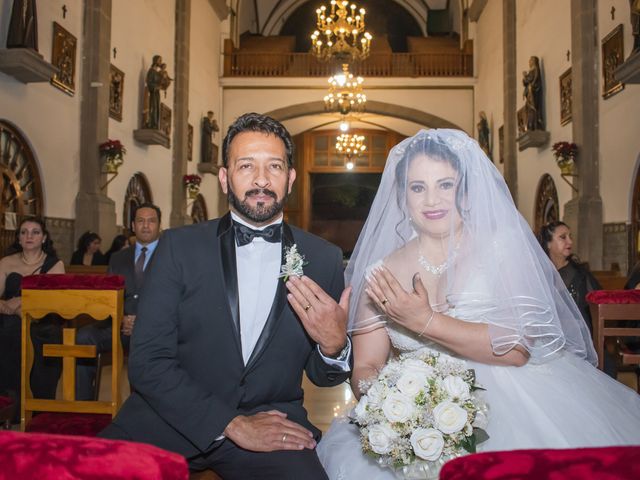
[346,129,597,365]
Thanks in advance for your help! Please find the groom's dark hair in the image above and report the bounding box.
[222,113,294,168]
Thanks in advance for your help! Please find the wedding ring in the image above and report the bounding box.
[381,298,389,306]
[282,434,287,443]
[304,304,312,311]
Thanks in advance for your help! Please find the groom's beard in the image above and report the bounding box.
[227,183,288,223]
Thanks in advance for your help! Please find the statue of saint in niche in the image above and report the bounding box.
[6,0,38,50]
[477,111,491,159]
[522,56,544,131]
[144,55,163,129]
[201,111,219,164]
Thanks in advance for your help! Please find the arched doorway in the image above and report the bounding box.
[123,173,153,233]
[0,120,44,254]
[533,174,559,234]
[191,194,209,223]
[288,128,404,256]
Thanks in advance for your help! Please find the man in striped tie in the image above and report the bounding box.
[75,203,162,400]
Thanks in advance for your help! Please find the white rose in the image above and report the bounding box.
[354,395,369,422]
[433,401,468,434]
[382,391,415,423]
[368,423,398,455]
[396,370,427,397]
[410,428,445,461]
[367,382,384,407]
[441,375,471,400]
[403,358,435,378]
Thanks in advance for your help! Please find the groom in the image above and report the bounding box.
[100,113,352,479]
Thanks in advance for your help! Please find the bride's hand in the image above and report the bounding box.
[366,266,432,334]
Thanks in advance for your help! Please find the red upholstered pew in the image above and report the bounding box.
[439,446,640,479]
[0,430,188,480]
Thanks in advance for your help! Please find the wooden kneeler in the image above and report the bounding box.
[20,274,125,431]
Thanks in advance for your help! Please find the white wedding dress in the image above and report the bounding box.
[317,303,640,480]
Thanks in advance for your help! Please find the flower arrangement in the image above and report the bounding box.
[183,174,202,199]
[352,351,489,479]
[99,139,126,173]
[552,141,577,173]
[183,174,202,188]
[278,244,306,281]
[99,139,126,159]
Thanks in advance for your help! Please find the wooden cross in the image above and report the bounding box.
[113,47,117,59]
[611,6,616,20]
[62,5,67,19]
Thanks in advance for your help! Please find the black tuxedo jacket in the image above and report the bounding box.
[110,214,352,458]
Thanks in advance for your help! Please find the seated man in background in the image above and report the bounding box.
[75,204,162,400]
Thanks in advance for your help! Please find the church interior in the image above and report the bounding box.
[1,0,640,478]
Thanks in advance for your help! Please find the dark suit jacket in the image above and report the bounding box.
[108,246,154,316]
[110,214,351,458]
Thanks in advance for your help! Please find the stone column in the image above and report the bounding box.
[502,0,518,205]
[74,0,117,244]
[169,0,192,227]
[563,0,603,269]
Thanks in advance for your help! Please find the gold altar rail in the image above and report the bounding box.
[223,51,473,78]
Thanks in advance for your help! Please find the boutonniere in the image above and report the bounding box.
[278,244,307,281]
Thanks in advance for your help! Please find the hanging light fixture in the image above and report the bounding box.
[324,63,366,115]
[336,133,366,170]
[311,1,372,62]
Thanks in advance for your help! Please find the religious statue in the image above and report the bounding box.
[6,0,38,50]
[144,55,163,129]
[201,111,219,164]
[630,0,640,55]
[522,56,544,131]
[159,63,173,96]
[477,111,491,159]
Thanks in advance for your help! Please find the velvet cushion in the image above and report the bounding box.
[0,395,14,409]
[586,290,640,304]
[0,430,188,479]
[22,274,125,290]
[439,447,640,480]
[26,412,113,437]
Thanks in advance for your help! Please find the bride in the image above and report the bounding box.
[317,129,640,479]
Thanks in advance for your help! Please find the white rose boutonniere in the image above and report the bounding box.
[278,244,306,281]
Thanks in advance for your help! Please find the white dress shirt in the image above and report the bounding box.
[231,212,351,370]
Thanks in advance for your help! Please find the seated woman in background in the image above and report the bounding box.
[538,221,601,333]
[70,231,106,266]
[0,217,65,423]
[103,234,129,265]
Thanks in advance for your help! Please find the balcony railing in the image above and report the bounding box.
[223,52,473,77]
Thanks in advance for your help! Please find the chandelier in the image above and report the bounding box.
[336,133,366,169]
[324,64,366,115]
[311,1,372,62]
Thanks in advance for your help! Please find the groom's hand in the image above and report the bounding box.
[223,411,316,451]
[286,276,351,356]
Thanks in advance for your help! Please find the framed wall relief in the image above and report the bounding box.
[109,64,125,121]
[602,24,625,99]
[188,124,193,161]
[50,22,77,95]
[498,125,504,164]
[159,103,172,139]
[559,67,572,126]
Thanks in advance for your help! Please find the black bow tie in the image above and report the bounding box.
[234,222,282,246]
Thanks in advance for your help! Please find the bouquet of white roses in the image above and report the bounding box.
[351,351,489,479]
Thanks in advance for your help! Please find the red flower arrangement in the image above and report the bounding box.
[99,139,126,158]
[551,141,577,161]
[183,174,202,187]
